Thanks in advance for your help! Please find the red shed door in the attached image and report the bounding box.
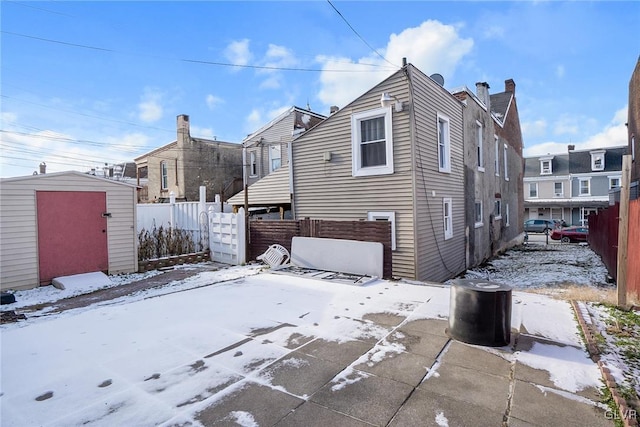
[37,191,108,284]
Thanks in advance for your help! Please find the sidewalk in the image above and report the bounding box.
[1,266,612,426]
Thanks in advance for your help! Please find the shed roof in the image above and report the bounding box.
[0,170,139,188]
[227,165,290,206]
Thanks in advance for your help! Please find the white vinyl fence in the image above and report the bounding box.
[136,187,245,264]
[208,208,245,265]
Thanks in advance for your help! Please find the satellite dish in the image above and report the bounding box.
[430,73,445,86]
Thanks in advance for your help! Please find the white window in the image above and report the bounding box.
[579,178,591,196]
[476,121,484,172]
[590,150,605,171]
[443,198,453,240]
[554,182,563,197]
[503,145,509,180]
[368,211,396,250]
[269,144,282,172]
[494,136,500,176]
[474,201,483,228]
[437,114,451,173]
[250,151,257,177]
[160,161,168,190]
[581,208,597,226]
[505,203,510,226]
[494,199,502,220]
[529,182,538,198]
[351,107,394,177]
[610,177,620,189]
[541,160,552,175]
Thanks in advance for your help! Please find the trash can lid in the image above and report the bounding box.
[451,278,512,292]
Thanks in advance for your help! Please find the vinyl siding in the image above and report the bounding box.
[246,114,294,185]
[409,67,467,282]
[293,72,416,278]
[0,172,137,290]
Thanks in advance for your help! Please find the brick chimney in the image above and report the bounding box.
[505,79,516,94]
[177,114,190,147]
[475,82,490,109]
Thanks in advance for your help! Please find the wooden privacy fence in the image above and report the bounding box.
[588,199,640,297]
[249,218,392,278]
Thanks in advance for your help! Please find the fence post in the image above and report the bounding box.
[237,208,246,264]
[169,191,176,228]
[616,155,631,308]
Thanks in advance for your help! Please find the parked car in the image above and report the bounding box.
[552,219,568,228]
[550,226,589,243]
[523,219,556,233]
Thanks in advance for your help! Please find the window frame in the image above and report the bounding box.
[474,201,483,228]
[437,113,451,173]
[579,178,591,196]
[505,203,510,226]
[476,120,484,172]
[249,151,258,177]
[609,177,620,190]
[160,161,168,190]
[494,135,500,176]
[351,107,394,177]
[554,182,563,197]
[540,160,552,175]
[529,182,538,198]
[443,198,453,240]
[269,144,282,172]
[367,211,396,250]
[503,144,509,180]
[494,199,502,220]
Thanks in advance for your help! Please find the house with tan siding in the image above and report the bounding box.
[243,106,325,187]
[291,64,467,282]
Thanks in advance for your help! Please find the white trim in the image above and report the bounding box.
[554,181,564,197]
[269,144,282,173]
[494,135,500,176]
[476,120,484,172]
[505,203,510,226]
[503,144,509,181]
[249,151,258,177]
[367,211,396,250]
[578,177,591,196]
[437,113,451,173]
[351,107,394,177]
[528,182,538,198]
[443,198,453,240]
[474,201,483,228]
[494,199,502,220]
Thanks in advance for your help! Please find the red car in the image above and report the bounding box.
[550,226,589,243]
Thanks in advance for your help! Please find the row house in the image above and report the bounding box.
[287,63,524,282]
[134,115,243,203]
[523,146,626,226]
[452,79,524,267]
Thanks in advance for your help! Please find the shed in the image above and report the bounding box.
[0,171,138,291]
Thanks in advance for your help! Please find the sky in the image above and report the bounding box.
[1,266,604,426]
[1,1,638,178]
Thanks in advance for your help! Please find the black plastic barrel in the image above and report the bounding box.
[447,279,512,347]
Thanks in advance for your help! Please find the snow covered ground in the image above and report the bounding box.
[0,262,606,426]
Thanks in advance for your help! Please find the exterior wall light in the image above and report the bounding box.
[380,92,404,112]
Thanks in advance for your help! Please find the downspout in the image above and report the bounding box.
[405,65,419,280]
[288,138,295,219]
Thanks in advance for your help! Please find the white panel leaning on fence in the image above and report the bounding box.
[208,207,246,265]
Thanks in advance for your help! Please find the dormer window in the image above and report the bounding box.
[590,150,605,171]
[539,155,554,175]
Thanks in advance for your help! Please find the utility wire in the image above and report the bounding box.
[326,0,399,69]
[2,31,393,73]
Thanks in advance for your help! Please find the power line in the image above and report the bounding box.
[2,31,394,73]
[326,0,399,69]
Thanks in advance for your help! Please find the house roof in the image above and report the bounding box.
[243,106,326,147]
[490,92,512,122]
[227,165,290,206]
[569,146,627,174]
[0,170,139,188]
[134,138,239,162]
[524,153,570,177]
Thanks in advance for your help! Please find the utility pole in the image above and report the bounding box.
[616,155,631,308]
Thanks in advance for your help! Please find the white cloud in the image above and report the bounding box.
[316,20,473,108]
[190,126,216,139]
[264,44,297,69]
[206,94,224,110]
[224,39,252,70]
[524,106,628,157]
[483,25,505,39]
[553,115,579,136]
[138,89,164,123]
[556,65,565,79]
[243,105,291,135]
[521,119,548,139]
